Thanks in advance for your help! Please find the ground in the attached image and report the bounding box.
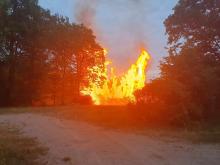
[0,120,47,165]
[0,107,219,165]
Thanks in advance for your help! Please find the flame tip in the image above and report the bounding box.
[81,49,151,105]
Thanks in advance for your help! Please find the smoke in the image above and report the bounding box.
[73,0,165,76]
[74,0,99,27]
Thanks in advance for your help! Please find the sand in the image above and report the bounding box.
[0,113,219,165]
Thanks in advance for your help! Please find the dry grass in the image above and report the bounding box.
[0,105,220,144]
[185,129,220,144]
[0,123,47,165]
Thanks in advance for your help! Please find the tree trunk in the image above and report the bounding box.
[5,48,16,106]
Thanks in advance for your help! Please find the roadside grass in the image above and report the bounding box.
[0,107,55,115]
[189,132,220,144]
[0,107,29,114]
[0,123,47,165]
[46,105,220,144]
[185,125,220,144]
[0,106,220,144]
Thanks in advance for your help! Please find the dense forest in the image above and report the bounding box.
[135,0,220,125]
[0,0,105,106]
[0,0,220,125]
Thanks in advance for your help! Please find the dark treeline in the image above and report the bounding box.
[0,0,105,106]
[135,0,220,126]
[1,0,220,126]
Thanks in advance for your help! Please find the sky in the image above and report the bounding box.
[39,0,179,79]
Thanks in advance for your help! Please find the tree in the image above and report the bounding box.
[39,15,105,105]
[135,0,220,124]
[163,0,220,120]
[0,0,105,106]
[0,0,39,105]
[0,0,57,105]
[164,0,220,58]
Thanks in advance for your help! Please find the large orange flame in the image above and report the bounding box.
[81,50,150,105]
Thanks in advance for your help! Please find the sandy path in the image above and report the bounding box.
[0,113,219,165]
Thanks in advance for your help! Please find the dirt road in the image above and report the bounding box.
[0,113,219,165]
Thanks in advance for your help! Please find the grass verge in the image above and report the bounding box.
[0,106,220,144]
[0,123,47,165]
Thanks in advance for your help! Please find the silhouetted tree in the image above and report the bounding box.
[0,0,105,106]
[136,0,220,124]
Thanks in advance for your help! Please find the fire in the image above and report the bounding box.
[81,50,151,105]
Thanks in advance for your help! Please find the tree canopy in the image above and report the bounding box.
[0,0,105,106]
[135,0,220,125]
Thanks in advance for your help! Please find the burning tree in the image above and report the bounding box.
[0,0,105,106]
[81,50,151,105]
[44,22,105,105]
